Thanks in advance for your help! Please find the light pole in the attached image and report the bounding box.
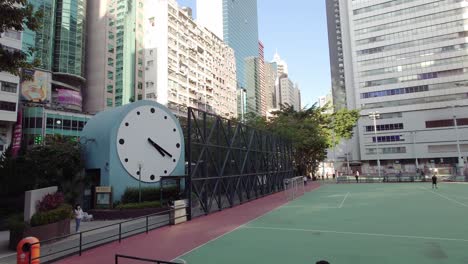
[369,112,381,177]
[411,131,419,171]
[451,105,464,176]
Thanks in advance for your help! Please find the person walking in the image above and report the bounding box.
[355,170,360,183]
[74,204,84,232]
[432,173,438,189]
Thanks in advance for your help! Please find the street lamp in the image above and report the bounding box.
[451,105,464,176]
[369,111,381,177]
[411,131,419,171]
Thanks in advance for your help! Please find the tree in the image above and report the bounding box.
[0,135,86,203]
[247,104,359,176]
[0,0,43,76]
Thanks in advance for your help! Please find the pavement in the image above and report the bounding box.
[0,214,169,264]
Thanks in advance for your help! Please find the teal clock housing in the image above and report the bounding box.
[81,100,185,202]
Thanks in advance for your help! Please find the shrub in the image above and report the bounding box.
[7,214,26,232]
[121,186,180,204]
[115,201,161,210]
[37,192,65,212]
[30,204,73,227]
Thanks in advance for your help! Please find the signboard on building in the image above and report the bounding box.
[11,110,22,157]
[94,186,112,209]
[56,88,82,109]
[20,69,51,103]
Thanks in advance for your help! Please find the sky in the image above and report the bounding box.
[177,0,331,108]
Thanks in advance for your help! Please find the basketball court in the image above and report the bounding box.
[60,182,468,264]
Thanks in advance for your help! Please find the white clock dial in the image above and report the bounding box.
[116,105,183,182]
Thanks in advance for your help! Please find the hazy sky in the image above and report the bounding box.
[177,0,332,108]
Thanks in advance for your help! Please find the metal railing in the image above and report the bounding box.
[27,205,188,264]
[115,254,182,264]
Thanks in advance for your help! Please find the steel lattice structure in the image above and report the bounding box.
[187,107,294,218]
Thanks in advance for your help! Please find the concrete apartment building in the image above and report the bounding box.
[86,0,145,113]
[327,0,468,176]
[0,30,22,154]
[144,0,237,118]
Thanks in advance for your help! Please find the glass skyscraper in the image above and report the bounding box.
[197,0,259,89]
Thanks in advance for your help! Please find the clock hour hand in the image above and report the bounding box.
[147,138,165,157]
[147,138,173,158]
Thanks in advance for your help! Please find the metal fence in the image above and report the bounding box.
[26,206,188,264]
[187,107,294,218]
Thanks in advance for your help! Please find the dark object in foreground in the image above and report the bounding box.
[317,261,330,264]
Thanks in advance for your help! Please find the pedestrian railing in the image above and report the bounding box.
[27,205,188,264]
[115,254,182,264]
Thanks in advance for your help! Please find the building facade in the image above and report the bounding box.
[278,74,301,111]
[144,0,237,118]
[85,0,145,113]
[327,0,468,176]
[264,62,278,110]
[197,0,260,117]
[0,30,22,154]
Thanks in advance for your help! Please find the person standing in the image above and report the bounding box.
[355,170,360,183]
[74,204,83,232]
[432,173,438,189]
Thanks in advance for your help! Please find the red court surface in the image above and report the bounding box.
[57,182,320,264]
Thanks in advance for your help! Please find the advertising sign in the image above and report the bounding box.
[11,110,22,157]
[57,88,82,108]
[20,69,51,103]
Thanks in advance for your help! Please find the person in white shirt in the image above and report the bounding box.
[355,170,360,183]
[74,204,83,232]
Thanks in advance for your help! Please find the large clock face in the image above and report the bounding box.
[116,105,183,182]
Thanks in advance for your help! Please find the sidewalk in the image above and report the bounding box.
[0,215,169,264]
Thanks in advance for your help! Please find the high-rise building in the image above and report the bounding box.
[17,0,90,148]
[197,0,260,116]
[278,74,300,111]
[294,83,301,111]
[325,0,347,111]
[0,30,22,154]
[258,41,266,116]
[85,0,145,113]
[272,51,288,76]
[264,62,278,110]
[144,0,237,118]
[327,0,468,175]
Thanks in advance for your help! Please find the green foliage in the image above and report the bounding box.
[0,0,43,77]
[7,214,26,232]
[115,201,162,210]
[121,186,179,204]
[0,135,86,203]
[30,204,73,227]
[247,105,359,176]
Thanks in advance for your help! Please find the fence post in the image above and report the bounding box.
[146,216,149,233]
[187,107,192,220]
[79,232,82,256]
[118,223,122,243]
[115,254,118,264]
[28,248,32,264]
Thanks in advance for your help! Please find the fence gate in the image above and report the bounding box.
[187,107,294,218]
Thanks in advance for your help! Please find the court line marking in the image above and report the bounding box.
[338,192,350,208]
[173,258,187,264]
[171,185,322,261]
[242,226,468,243]
[282,205,339,209]
[418,187,468,208]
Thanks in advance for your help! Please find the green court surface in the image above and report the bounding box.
[177,183,468,264]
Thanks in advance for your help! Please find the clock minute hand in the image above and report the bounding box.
[147,138,165,157]
[154,142,173,158]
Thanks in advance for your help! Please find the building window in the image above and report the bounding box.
[138,70,143,77]
[1,82,18,93]
[365,123,403,132]
[372,135,404,143]
[426,119,454,128]
[108,71,114,80]
[108,57,114,66]
[0,101,16,111]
